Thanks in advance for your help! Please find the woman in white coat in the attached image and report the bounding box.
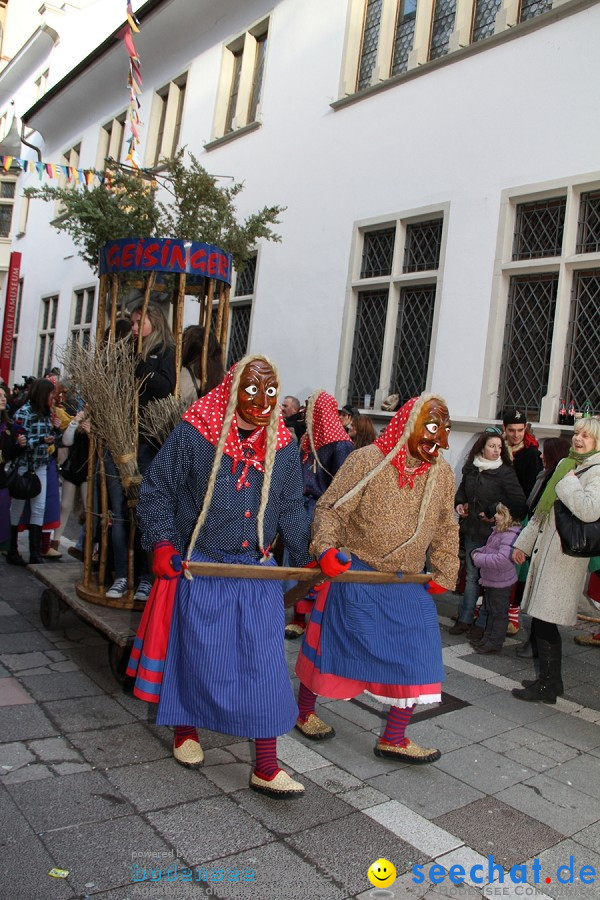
[511,417,600,704]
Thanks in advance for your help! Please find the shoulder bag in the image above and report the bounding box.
[554,466,600,558]
[5,453,42,500]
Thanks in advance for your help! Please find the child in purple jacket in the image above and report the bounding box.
[470,504,522,654]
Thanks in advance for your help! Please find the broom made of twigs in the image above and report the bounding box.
[61,340,143,502]
[139,394,187,446]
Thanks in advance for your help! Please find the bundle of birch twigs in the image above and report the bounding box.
[139,394,187,447]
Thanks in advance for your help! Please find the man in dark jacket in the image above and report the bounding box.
[502,410,543,497]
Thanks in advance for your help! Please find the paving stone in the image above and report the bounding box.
[356,869,483,899]
[0,651,49,672]
[495,774,600,837]
[68,722,170,769]
[48,660,80,673]
[0,612,37,633]
[470,689,558,725]
[439,706,519,742]
[408,719,474,754]
[1,827,76,898]
[365,800,464,857]
[19,670,104,702]
[46,650,68,662]
[297,726,396,781]
[0,663,8,677]
[0,631,55,653]
[434,796,565,868]
[105,757,221,811]
[525,839,600,899]
[0,600,18,615]
[6,769,134,831]
[16,666,52,676]
[434,846,488,887]
[0,702,57,740]
[367,765,484,819]
[0,676,34,706]
[276,733,332,773]
[0,740,35,774]
[202,762,252,793]
[286,811,429,895]
[194,840,348,899]
[322,697,384,730]
[41,694,136,733]
[28,736,83,763]
[52,761,93,775]
[461,650,520,676]
[502,745,572,773]
[338,785,389,809]
[571,821,600,855]
[203,747,237,766]
[40,814,174,896]
[482,727,581,765]
[526,713,600,752]
[304,763,362,793]
[435,743,534,794]
[148,796,274,866]
[543,753,600,799]
[562,681,600,711]
[439,670,501,702]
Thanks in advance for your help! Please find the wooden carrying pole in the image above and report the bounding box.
[185,562,429,584]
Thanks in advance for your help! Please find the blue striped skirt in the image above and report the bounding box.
[156,551,298,738]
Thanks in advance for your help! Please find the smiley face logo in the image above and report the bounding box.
[367,858,397,888]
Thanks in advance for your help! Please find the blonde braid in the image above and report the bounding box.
[184,353,280,575]
[333,393,445,510]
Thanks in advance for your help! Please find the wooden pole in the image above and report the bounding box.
[185,561,429,585]
[82,433,96,589]
[95,275,108,346]
[220,285,230,366]
[136,271,156,354]
[97,441,109,591]
[109,274,119,339]
[173,272,186,398]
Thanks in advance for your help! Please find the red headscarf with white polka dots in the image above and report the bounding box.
[299,391,351,462]
[182,362,292,481]
[374,396,431,488]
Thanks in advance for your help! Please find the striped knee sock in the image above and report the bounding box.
[381,704,415,746]
[297,682,317,722]
[174,725,199,748]
[254,737,278,779]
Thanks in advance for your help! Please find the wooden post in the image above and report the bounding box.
[136,271,156,354]
[220,285,231,366]
[82,433,96,589]
[173,272,186,398]
[97,441,109,591]
[95,275,108,346]
[109,274,119,339]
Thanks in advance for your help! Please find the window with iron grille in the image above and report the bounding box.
[429,0,457,60]
[70,287,95,349]
[519,0,552,22]
[348,289,388,406]
[512,198,566,261]
[248,32,268,123]
[217,19,269,139]
[403,219,442,271]
[0,177,15,238]
[361,227,395,277]
[391,0,417,75]
[226,304,252,368]
[149,75,187,167]
[37,295,59,379]
[496,274,558,421]
[235,255,257,297]
[390,285,436,404]
[471,0,502,41]
[357,0,383,91]
[561,271,600,415]
[576,191,600,254]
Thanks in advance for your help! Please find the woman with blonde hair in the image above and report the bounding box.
[512,417,600,704]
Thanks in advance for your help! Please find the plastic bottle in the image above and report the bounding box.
[583,399,592,418]
[567,400,576,426]
[558,399,566,425]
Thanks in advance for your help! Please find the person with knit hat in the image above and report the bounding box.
[294,393,459,763]
[129,355,312,798]
[285,390,355,639]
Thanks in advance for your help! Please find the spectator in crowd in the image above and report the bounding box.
[502,410,543,498]
[450,427,527,636]
[348,414,377,449]
[338,404,358,433]
[281,395,306,442]
[179,326,225,407]
[0,386,26,550]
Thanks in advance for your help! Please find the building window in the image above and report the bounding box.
[492,179,600,423]
[512,197,566,260]
[37,295,58,378]
[519,0,552,22]
[147,74,187,167]
[429,0,457,60]
[214,18,269,139]
[35,69,49,100]
[97,113,126,167]
[357,0,383,90]
[561,271,600,415]
[471,0,502,41]
[391,0,417,75]
[0,178,15,238]
[497,274,558,420]
[345,212,445,409]
[226,255,256,367]
[55,143,81,217]
[70,287,95,349]
[10,278,23,373]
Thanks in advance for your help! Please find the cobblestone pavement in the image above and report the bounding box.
[1,547,600,900]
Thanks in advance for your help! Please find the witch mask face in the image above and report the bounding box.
[407,399,451,463]
[236,360,279,428]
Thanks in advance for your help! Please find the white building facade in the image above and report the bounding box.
[1,0,599,465]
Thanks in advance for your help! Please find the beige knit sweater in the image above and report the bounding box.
[311,445,459,589]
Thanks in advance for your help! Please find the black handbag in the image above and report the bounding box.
[554,477,600,558]
[5,454,42,500]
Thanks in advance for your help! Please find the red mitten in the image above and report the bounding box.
[153,540,182,579]
[426,580,447,595]
[319,548,351,578]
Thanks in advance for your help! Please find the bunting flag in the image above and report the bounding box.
[0,155,104,186]
[123,2,142,169]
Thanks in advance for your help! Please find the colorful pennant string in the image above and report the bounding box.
[124,2,142,168]
[0,155,104,186]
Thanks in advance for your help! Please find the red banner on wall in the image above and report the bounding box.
[0,252,22,385]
